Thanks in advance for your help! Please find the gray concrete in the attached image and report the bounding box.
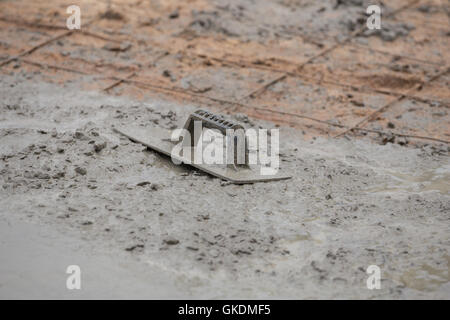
[0,74,449,299]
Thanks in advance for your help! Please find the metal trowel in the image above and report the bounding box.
[113,109,291,184]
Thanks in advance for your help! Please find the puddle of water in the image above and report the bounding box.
[302,216,320,223]
[278,233,323,254]
[399,257,450,292]
[366,165,450,195]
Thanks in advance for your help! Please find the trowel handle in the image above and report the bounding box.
[181,109,249,167]
[183,109,243,134]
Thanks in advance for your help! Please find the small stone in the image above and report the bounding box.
[350,100,364,107]
[209,249,220,258]
[137,181,151,187]
[234,113,249,122]
[233,248,251,255]
[62,137,74,144]
[381,134,395,145]
[169,11,179,19]
[150,183,160,191]
[163,237,179,245]
[396,136,409,146]
[30,182,42,189]
[74,130,86,140]
[94,141,107,152]
[75,167,87,175]
[52,171,65,179]
[101,9,124,20]
[103,42,132,52]
[125,244,144,251]
[35,172,50,179]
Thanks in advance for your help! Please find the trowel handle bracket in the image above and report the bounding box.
[181,109,249,167]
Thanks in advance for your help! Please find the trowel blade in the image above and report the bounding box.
[113,125,291,184]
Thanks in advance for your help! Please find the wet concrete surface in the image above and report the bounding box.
[0,0,449,299]
[0,75,449,299]
[0,217,184,299]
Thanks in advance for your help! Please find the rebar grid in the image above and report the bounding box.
[0,0,448,145]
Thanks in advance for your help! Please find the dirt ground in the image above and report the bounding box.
[0,0,449,299]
